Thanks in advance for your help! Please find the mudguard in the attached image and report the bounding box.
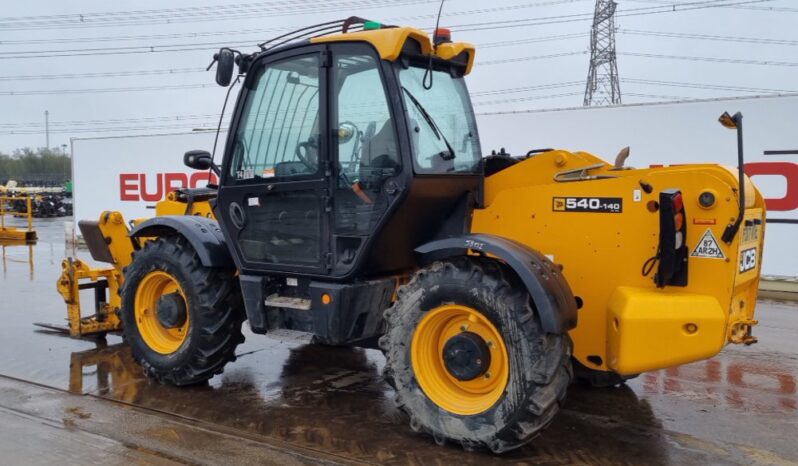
[129,216,234,268]
[415,234,578,334]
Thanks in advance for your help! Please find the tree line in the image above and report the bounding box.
[0,148,71,186]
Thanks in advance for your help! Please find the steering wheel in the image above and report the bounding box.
[295,139,318,171]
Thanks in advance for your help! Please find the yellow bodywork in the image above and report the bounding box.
[311,26,475,75]
[54,23,764,381]
[472,150,765,375]
[56,202,213,337]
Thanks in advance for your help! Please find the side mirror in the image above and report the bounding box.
[184,150,213,171]
[215,48,235,87]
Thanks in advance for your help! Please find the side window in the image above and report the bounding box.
[334,51,400,237]
[230,55,320,181]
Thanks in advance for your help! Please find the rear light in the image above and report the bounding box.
[655,189,689,288]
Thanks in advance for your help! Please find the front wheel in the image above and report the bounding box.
[120,236,245,385]
[380,257,572,453]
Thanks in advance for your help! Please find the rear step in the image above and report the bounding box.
[263,294,312,311]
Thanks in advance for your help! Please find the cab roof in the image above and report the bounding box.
[311,26,475,75]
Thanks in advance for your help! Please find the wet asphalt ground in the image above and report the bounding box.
[0,217,796,465]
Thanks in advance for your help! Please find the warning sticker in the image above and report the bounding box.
[691,229,726,259]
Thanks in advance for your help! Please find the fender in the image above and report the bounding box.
[129,216,234,268]
[415,234,578,334]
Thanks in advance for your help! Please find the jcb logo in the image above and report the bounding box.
[740,248,757,273]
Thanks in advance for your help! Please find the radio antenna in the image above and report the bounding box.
[423,0,446,89]
[207,75,240,186]
[433,0,446,44]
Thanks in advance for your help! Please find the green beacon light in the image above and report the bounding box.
[363,20,382,30]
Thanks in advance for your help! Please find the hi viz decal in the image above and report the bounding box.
[552,197,623,213]
[691,229,726,259]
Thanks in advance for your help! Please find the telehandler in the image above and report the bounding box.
[56,18,765,452]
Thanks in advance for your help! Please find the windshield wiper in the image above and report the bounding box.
[401,86,456,161]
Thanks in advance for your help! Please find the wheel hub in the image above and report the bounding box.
[410,304,509,415]
[442,331,491,381]
[156,292,187,329]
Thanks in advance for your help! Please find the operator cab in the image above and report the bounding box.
[213,20,481,279]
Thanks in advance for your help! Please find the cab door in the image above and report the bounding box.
[217,46,330,275]
[329,44,404,276]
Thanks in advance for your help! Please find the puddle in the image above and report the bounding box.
[1,218,796,465]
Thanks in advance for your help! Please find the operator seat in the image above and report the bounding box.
[359,120,400,189]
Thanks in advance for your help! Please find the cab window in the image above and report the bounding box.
[333,49,400,236]
[229,55,321,181]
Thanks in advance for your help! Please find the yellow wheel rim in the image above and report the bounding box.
[134,271,190,354]
[411,304,510,415]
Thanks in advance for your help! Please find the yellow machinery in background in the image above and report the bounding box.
[0,195,36,241]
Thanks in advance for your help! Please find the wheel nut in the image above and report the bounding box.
[486,340,494,348]
[484,371,492,379]
[460,324,469,332]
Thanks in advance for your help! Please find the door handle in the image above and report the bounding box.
[229,202,246,230]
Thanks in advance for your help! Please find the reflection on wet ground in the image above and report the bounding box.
[2,219,797,465]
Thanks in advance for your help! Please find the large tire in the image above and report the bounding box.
[120,236,245,386]
[380,257,572,453]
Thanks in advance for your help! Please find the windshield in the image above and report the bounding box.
[398,66,481,174]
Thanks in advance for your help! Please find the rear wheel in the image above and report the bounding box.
[380,257,572,453]
[120,236,245,385]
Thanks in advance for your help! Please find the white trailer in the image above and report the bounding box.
[71,131,226,224]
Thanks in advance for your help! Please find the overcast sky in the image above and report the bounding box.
[0,0,795,153]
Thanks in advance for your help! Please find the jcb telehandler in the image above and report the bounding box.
[56,18,765,452]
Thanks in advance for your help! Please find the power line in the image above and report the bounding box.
[619,29,798,46]
[0,4,590,59]
[480,51,587,65]
[624,92,692,100]
[621,51,798,67]
[0,83,217,96]
[0,0,434,30]
[0,68,206,81]
[624,0,797,12]
[474,91,584,106]
[0,1,586,46]
[4,46,795,90]
[0,0,591,31]
[479,32,589,48]
[0,113,222,129]
[623,78,797,94]
[452,0,775,33]
[471,81,585,96]
[0,0,773,55]
[0,123,226,135]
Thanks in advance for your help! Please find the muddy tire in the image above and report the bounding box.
[380,257,572,453]
[120,236,245,386]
